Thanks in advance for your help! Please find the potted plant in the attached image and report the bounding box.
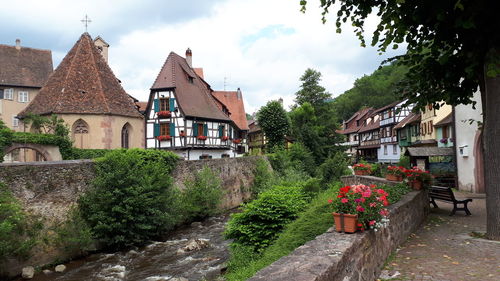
[157,135,171,141]
[197,135,207,141]
[353,163,372,176]
[405,167,432,190]
[221,136,229,141]
[328,184,390,233]
[157,111,171,118]
[385,166,405,181]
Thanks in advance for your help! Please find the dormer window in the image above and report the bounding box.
[188,77,194,84]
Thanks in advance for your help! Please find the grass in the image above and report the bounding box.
[223,185,338,281]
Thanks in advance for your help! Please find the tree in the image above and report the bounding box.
[294,68,331,110]
[256,101,290,152]
[301,0,500,240]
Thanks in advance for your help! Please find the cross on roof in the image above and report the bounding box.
[81,15,92,32]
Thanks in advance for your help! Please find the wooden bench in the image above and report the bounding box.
[429,186,473,216]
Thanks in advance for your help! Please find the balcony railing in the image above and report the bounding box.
[340,140,359,146]
[360,139,380,147]
[380,117,395,126]
[380,136,397,143]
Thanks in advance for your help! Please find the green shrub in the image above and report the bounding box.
[224,184,341,281]
[397,155,411,169]
[288,143,316,176]
[66,148,113,160]
[0,121,13,162]
[224,185,308,252]
[181,166,223,221]
[78,149,181,248]
[381,183,412,204]
[317,152,350,186]
[267,149,293,176]
[302,177,322,196]
[0,182,40,264]
[251,158,274,196]
[10,132,73,160]
[51,207,94,256]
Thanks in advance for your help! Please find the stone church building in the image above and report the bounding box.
[19,33,144,149]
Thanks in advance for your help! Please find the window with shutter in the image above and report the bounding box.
[193,123,199,136]
[169,98,175,111]
[203,124,208,137]
[160,123,169,136]
[170,123,175,136]
[159,98,169,111]
[154,123,160,137]
[218,125,224,137]
[0,89,3,99]
[154,99,160,112]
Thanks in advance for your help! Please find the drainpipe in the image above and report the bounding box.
[452,106,459,189]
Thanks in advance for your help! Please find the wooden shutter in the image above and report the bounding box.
[154,123,160,137]
[169,98,175,111]
[154,99,160,112]
[193,123,198,136]
[170,123,175,136]
[218,125,223,137]
[204,124,208,137]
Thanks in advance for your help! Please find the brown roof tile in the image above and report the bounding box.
[434,112,453,127]
[0,43,53,87]
[212,90,249,131]
[358,115,380,133]
[337,107,374,135]
[151,52,230,121]
[19,33,142,118]
[394,112,421,130]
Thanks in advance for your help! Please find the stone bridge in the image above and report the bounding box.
[3,142,62,162]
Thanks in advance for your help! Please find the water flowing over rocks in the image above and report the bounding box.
[17,213,232,281]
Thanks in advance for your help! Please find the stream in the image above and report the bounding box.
[23,213,233,281]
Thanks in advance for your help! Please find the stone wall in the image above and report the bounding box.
[249,175,429,281]
[0,156,265,278]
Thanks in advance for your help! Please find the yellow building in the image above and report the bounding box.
[0,39,53,131]
[19,33,144,149]
[419,103,452,146]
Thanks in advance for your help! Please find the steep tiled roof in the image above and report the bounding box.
[358,115,380,133]
[374,100,401,113]
[212,90,249,131]
[151,52,230,121]
[19,33,142,118]
[394,112,421,130]
[337,107,373,135]
[0,43,53,87]
[136,101,148,113]
[434,112,453,127]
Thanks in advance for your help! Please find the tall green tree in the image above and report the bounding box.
[294,68,331,110]
[301,0,500,240]
[256,101,290,152]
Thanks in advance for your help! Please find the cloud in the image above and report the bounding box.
[1,0,405,114]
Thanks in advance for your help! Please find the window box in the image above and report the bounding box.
[233,138,241,144]
[157,111,171,118]
[221,136,229,141]
[197,136,207,141]
[157,135,172,141]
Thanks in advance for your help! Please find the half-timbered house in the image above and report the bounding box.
[377,101,412,163]
[145,49,248,160]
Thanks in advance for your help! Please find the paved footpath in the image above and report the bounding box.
[378,191,500,281]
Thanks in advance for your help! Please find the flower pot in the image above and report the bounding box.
[332,213,358,233]
[410,180,423,190]
[354,170,370,176]
[386,174,403,181]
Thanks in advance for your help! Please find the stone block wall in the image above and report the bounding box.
[249,176,429,281]
[341,174,401,187]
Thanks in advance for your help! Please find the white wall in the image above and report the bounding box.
[176,149,234,161]
[455,91,483,193]
[377,143,401,164]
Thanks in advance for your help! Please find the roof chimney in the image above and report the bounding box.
[185,48,192,68]
[237,88,242,100]
[15,39,21,50]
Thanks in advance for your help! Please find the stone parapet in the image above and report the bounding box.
[249,178,429,281]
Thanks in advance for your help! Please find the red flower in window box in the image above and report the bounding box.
[233,138,242,144]
[197,136,207,141]
[221,136,229,141]
[157,111,171,118]
[157,135,172,141]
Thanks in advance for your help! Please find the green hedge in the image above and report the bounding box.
[8,132,73,160]
[224,185,308,252]
[65,148,113,160]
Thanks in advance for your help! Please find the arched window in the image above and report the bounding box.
[122,123,131,148]
[72,119,89,149]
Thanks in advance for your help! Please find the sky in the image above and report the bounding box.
[0,0,405,114]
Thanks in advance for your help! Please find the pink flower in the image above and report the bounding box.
[379,209,389,216]
[370,202,377,208]
[369,220,376,226]
[362,191,371,198]
[341,198,349,203]
[328,199,333,204]
[354,198,361,203]
[356,206,365,212]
